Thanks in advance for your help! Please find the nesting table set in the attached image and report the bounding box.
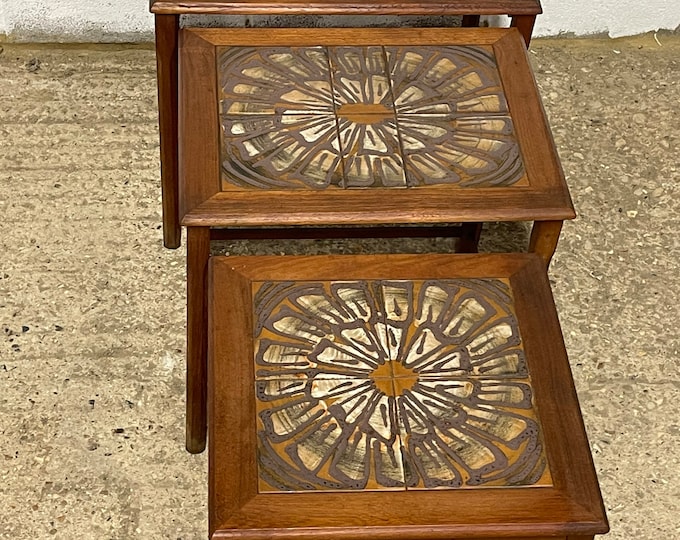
[149,1,608,538]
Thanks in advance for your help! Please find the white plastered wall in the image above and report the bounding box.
[0,0,155,41]
[532,0,679,37]
[0,0,679,41]
[0,2,6,37]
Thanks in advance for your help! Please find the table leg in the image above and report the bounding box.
[154,14,181,249]
[186,227,210,453]
[511,14,537,47]
[458,223,483,253]
[529,220,563,266]
[461,15,481,27]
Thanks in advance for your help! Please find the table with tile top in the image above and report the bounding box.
[150,0,544,249]
[180,27,572,235]
[208,253,608,539]
[178,26,575,455]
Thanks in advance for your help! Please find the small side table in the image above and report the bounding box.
[208,253,608,539]
[150,0,544,248]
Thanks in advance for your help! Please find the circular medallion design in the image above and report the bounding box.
[254,279,550,492]
[219,46,526,190]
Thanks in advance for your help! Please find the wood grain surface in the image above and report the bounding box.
[186,227,211,453]
[151,0,542,16]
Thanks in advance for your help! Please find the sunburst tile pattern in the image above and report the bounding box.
[218,45,527,190]
[253,279,552,492]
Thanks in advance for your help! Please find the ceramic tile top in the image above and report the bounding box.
[218,45,526,190]
[253,279,551,492]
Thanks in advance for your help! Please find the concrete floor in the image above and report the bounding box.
[0,32,678,539]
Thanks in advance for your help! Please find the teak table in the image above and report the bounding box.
[150,0,544,249]
[176,26,574,453]
[208,253,608,539]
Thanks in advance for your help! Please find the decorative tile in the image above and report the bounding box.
[335,117,406,188]
[386,46,508,115]
[256,377,405,492]
[217,45,526,190]
[396,377,551,489]
[253,279,551,492]
[218,47,334,115]
[380,279,528,378]
[221,115,343,189]
[327,48,401,189]
[399,115,526,187]
[327,46,394,110]
[253,280,391,381]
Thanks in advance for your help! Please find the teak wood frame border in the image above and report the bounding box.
[153,3,541,249]
[208,253,608,539]
[152,0,543,17]
[179,28,572,228]
[178,26,571,454]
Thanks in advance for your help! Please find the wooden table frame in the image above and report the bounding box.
[208,253,609,539]
[150,0,543,250]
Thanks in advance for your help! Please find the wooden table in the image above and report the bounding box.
[150,0,543,249]
[208,253,608,539]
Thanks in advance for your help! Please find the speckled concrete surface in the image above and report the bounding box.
[1,33,678,539]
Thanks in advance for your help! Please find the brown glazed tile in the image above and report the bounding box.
[335,117,407,188]
[327,46,394,110]
[379,279,528,379]
[252,280,392,381]
[250,278,553,493]
[252,279,405,492]
[220,114,344,190]
[376,278,551,490]
[255,375,405,492]
[386,45,509,116]
[326,47,406,188]
[218,46,334,115]
[383,279,548,489]
[217,45,526,191]
[395,376,553,490]
[397,114,528,187]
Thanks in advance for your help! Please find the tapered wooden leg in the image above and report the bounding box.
[461,15,481,27]
[529,220,563,266]
[457,223,483,253]
[186,227,210,453]
[511,14,537,47]
[154,14,181,249]
[567,536,595,540]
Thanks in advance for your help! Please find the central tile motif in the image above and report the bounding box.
[218,45,526,190]
[253,279,551,492]
[336,103,394,123]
